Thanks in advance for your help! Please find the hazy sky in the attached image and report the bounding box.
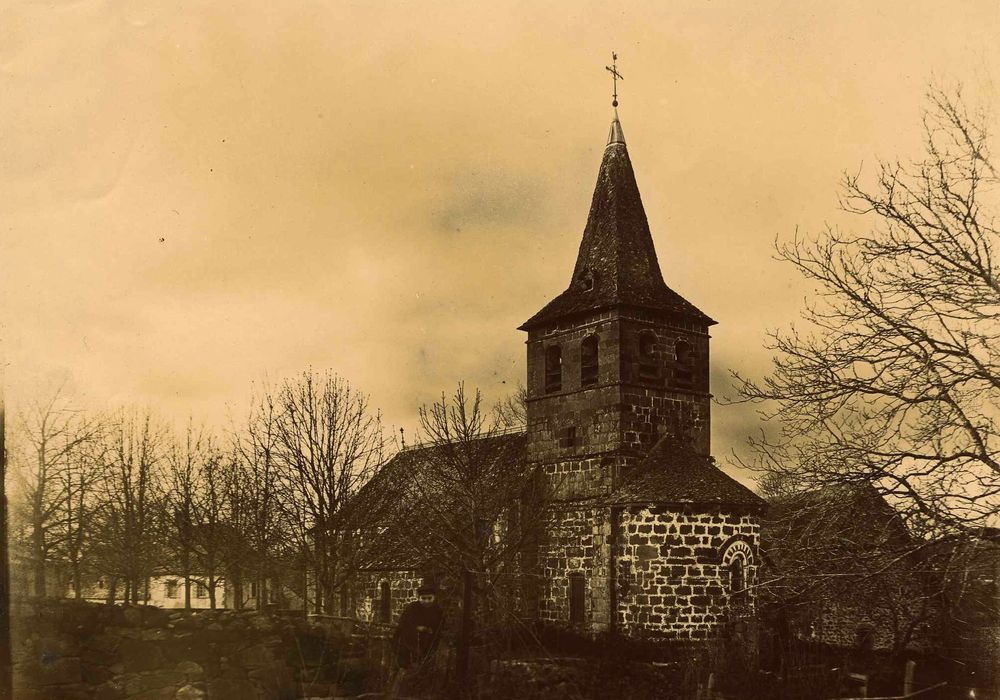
[3,1,999,485]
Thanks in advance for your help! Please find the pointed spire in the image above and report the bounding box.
[607,108,626,147]
[519,107,715,331]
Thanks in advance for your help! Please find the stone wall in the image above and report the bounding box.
[804,576,936,653]
[353,570,422,624]
[614,506,759,640]
[525,308,712,464]
[481,657,702,700]
[616,310,711,456]
[537,504,611,632]
[12,599,375,700]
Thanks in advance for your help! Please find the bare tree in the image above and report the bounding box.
[734,86,1000,664]
[760,482,939,658]
[91,408,168,604]
[12,384,101,597]
[193,443,228,609]
[734,85,999,534]
[228,384,288,609]
[164,422,204,609]
[394,384,543,686]
[58,433,105,600]
[272,370,386,614]
[163,422,229,609]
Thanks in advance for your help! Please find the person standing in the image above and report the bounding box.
[386,584,444,698]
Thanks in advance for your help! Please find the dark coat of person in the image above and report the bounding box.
[392,599,444,669]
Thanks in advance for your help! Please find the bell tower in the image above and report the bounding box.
[519,98,717,631]
[520,108,716,478]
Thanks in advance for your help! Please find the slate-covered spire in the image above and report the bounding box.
[520,111,714,330]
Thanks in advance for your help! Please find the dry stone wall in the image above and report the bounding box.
[12,599,375,700]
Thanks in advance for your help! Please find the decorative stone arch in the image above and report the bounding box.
[719,537,755,597]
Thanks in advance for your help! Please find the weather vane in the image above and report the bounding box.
[605,52,623,107]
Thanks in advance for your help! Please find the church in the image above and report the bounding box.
[351,100,765,643]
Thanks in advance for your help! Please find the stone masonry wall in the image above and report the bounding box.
[617,310,711,457]
[538,504,611,633]
[353,570,422,624]
[618,386,710,458]
[614,506,759,640]
[12,598,374,700]
[804,575,936,653]
[525,309,712,464]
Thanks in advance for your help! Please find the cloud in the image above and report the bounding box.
[428,170,547,234]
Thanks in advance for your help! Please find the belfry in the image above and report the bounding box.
[520,57,764,639]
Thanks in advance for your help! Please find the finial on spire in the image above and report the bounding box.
[605,52,623,108]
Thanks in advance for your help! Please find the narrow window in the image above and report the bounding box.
[195,581,208,599]
[569,573,586,624]
[638,331,658,380]
[251,581,258,597]
[544,345,562,393]
[165,579,178,599]
[558,426,577,449]
[379,580,392,623]
[580,335,599,387]
[675,339,693,386]
[729,558,745,595]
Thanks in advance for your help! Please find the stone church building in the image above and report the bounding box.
[353,107,765,642]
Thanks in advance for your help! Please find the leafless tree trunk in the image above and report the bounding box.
[733,85,999,653]
[92,408,167,604]
[228,383,285,610]
[386,384,544,683]
[12,383,101,598]
[733,84,999,534]
[271,370,386,614]
[165,422,204,610]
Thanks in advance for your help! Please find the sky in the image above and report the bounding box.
[2,0,999,486]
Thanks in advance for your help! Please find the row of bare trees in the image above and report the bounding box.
[8,369,390,612]
[9,370,534,628]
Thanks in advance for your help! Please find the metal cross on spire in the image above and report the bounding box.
[605,52,623,107]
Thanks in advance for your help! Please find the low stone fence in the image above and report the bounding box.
[480,656,701,699]
[11,598,379,700]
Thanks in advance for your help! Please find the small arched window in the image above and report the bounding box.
[379,580,391,622]
[544,345,562,393]
[720,539,754,601]
[638,330,658,381]
[674,338,693,387]
[580,335,599,387]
